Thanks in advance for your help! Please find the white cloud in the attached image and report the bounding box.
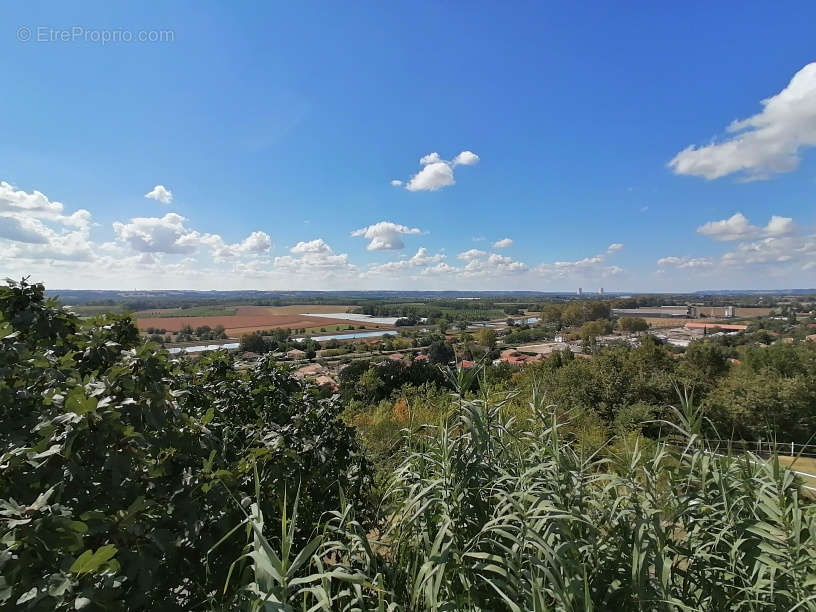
[407,162,455,192]
[697,212,796,241]
[492,237,513,248]
[764,215,796,236]
[457,248,488,261]
[290,238,332,254]
[452,150,480,166]
[0,216,49,244]
[272,239,355,276]
[113,213,200,254]
[657,256,714,269]
[421,262,457,276]
[351,221,423,250]
[0,180,92,229]
[656,212,813,279]
[697,213,756,241]
[209,231,272,261]
[454,250,528,277]
[535,244,624,280]
[0,180,95,262]
[3,228,95,262]
[393,150,480,192]
[668,63,816,180]
[721,234,816,268]
[145,184,173,204]
[363,247,446,276]
[113,212,271,262]
[409,247,444,266]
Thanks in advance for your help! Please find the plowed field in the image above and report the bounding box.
[135,306,389,336]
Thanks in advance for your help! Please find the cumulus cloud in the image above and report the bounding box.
[113,212,271,261]
[0,180,95,262]
[535,244,624,279]
[392,150,480,191]
[492,237,513,248]
[657,256,714,269]
[290,238,332,254]
[668,63,816,180]
[452,150,479,166]
[457,248,488,261]
[145,184,173,204]
[209,230,272,261]
[697,213,796,241]
[3,228,95,262]
[764,215,796,236]
[0,216,50,244]
[657,212,812,277]
[113,213,200,254]
[272,239,355,275]
[421,262,457,276]
[364,247,446,276]
[721,234,816,268]
[455,250,528,277]
[351,221,423,250]
[0,180,92,229]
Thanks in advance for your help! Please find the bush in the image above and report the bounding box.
[0,279,374,610]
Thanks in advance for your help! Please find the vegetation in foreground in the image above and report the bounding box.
[1,279,815,610]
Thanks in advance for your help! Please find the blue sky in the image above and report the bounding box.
[2,1,816,291]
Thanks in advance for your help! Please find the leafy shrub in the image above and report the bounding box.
[0,279,374,610]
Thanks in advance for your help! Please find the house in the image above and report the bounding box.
[388,353,405,361]
[497,349,538,366]
[286,348,307,360]
[459,360,475,369]
[413,354,429,362]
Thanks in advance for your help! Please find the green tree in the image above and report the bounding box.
[617,317,649,332]
[475,327,497,349]
[428,339,455,364]
[579,319,613,340]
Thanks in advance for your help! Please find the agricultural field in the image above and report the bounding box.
[135,305,237,318]
[134,305,390,337]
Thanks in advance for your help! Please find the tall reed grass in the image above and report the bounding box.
[217,384,816,610]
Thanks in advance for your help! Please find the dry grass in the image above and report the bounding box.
[777,455,816,487]
[642,317,684,329]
